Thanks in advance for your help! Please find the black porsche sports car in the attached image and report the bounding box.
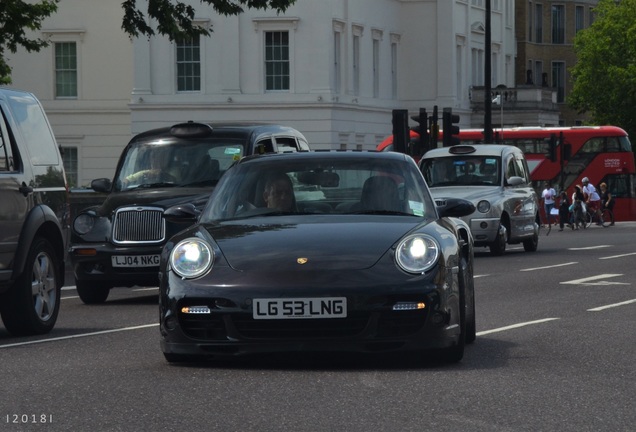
[159,151,476,363]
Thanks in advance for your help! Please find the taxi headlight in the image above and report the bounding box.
[170,238,213,279]
[396,234,440,274]
[477,200,491,213]
[73,214,95,235]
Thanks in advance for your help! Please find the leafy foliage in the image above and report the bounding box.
[122,0,297,41]
[570,0,636,143]
[0,0,296,84]
[0,0,59,84]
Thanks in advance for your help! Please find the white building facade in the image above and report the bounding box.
[7,0,515,187]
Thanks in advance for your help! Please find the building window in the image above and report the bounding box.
[391,41,398,99]
[551,5,565,44]
[534,60,543,87]
[528,1,533,42]
[55,42,77,98]
[372,37,380,98]
[265,31,290,91]
[333,30,341,94]
[552,61,565,103]
[352,34,360,96]
[534,3,543,43]
[176,36,201,92]
[472,48,484,86]
[575,6,585,34]
[61,146,78,187]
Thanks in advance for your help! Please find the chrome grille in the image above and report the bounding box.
[112,206,165,244]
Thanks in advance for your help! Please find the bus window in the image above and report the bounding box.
[581,137,603,153]
[618,136,632,152]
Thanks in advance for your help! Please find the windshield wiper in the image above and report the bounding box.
[178,179,218,188]
[349,210,413,216]
[132,182,177,189]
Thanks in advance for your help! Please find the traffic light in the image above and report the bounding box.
[548,134,557,162]
[442,107,460,147]
[559,132,572,161]
[392,109,409,154]
[410,108,429,155]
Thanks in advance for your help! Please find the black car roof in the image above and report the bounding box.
[238,150,412,165]
[130,122,305,144]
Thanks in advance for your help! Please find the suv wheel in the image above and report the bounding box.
[0,237,61,336]
[489,223,507,256]
[76,280,111,304]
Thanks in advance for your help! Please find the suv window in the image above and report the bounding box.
[6,93,59,166]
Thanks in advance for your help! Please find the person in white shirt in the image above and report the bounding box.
[582,177,602,224]
[541,181,557,226]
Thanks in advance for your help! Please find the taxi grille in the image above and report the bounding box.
[112,206,165,244]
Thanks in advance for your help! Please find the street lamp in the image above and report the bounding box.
[492,94,503,142]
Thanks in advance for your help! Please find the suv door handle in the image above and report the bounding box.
[19,182,33,196]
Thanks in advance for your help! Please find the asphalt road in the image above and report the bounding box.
[1,223,635,432]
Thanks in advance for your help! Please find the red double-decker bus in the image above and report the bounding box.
[378,126,636,221]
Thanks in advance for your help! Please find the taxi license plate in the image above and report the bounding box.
[253,297,347,319]
[111,254,160,268]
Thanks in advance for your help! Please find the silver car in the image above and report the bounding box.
[420,144,540,255]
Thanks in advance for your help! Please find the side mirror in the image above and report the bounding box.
[506,176,524,187]
[91,178,112,193]
[163,203,200,222]
[436,197,475,218]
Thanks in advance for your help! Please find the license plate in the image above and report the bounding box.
[253,297,347,320]
[111,254,160,268]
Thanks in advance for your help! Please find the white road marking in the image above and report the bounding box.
[560,274,626,285]
[0,324,160,349]
[587,299,636,312]
[599,252,636,260]
[521,262,578,272]
[568,245,612,250]
[476,318,560,336]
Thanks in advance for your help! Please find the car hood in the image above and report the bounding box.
[429,185,501,203]
[204,217,424,271]
[97,188,212,217]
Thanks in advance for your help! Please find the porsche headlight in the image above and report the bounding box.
[73,213,95,235]
[396,234,440,274]
[477,200,491,213]
[170,238,213,279]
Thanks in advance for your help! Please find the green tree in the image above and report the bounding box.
[1,0,296,84]
[0,0,59,85]
[569,0,636,143]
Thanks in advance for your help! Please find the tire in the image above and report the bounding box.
[76,280,111,304]
[0,237,61,336]
[436,259,468,363]
[489,224,506,256]
[460,255,476,344]
[523,231,539,252]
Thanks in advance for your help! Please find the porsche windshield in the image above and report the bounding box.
[202,155,437,221]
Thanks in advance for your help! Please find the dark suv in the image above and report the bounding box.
[70,122,309,304]
[0,87,69,336]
